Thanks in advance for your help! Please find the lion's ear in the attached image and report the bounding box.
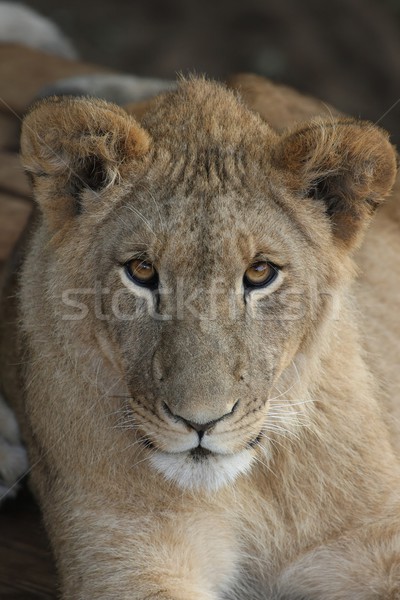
[273,118,397,250]
[21,96,151,228]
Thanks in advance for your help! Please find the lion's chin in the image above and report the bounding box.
[149,448,255,493]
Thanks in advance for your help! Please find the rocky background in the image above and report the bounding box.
[27,0,400,142]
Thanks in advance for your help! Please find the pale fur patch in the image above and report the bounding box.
[119,268,155,302]
[150,448,254,492]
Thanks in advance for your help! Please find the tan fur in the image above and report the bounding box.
[1,74,400,599]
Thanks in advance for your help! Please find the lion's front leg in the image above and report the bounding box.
[40,486,237,600]
[275,521,400,600]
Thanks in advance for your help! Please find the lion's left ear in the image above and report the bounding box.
[273,118,397,250]
[21,96,151,230]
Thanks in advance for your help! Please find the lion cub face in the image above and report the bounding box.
[21,80,396,491]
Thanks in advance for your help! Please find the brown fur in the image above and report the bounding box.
[1,74,400,599]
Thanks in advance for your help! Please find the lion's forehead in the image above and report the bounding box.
[110,180,310,272]
[139,89,277,198]
[145,142,266,197]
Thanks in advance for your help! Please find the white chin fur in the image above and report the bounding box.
[149,449,254,493]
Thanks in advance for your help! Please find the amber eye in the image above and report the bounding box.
[243,261,278,289]
[125,259,158,288]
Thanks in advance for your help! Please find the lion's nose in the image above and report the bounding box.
[162,400,239,439]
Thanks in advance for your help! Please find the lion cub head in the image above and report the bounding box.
[20,79,396,491]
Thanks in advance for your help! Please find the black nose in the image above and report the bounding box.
[162,401,239,439]
[182,418,216,436]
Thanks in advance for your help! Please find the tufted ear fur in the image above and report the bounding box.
[273,118,397,250]
[20,96,151,229]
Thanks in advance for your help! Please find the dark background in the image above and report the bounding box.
[27,0,400,141]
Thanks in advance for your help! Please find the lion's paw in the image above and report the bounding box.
[0,395,28,501]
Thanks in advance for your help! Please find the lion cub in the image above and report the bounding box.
[1,75,400,599]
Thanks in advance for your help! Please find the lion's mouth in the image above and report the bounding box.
[148,444,256,492]
[141,435,261,457]
[141,438,215,460]
[190,446,213,461]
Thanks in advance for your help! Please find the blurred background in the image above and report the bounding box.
[26,0,400,141]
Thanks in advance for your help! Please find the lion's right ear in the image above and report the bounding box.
[21,96,151,229]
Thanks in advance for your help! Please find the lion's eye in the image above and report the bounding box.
[125,259,158,288]
[244,261,278,289]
